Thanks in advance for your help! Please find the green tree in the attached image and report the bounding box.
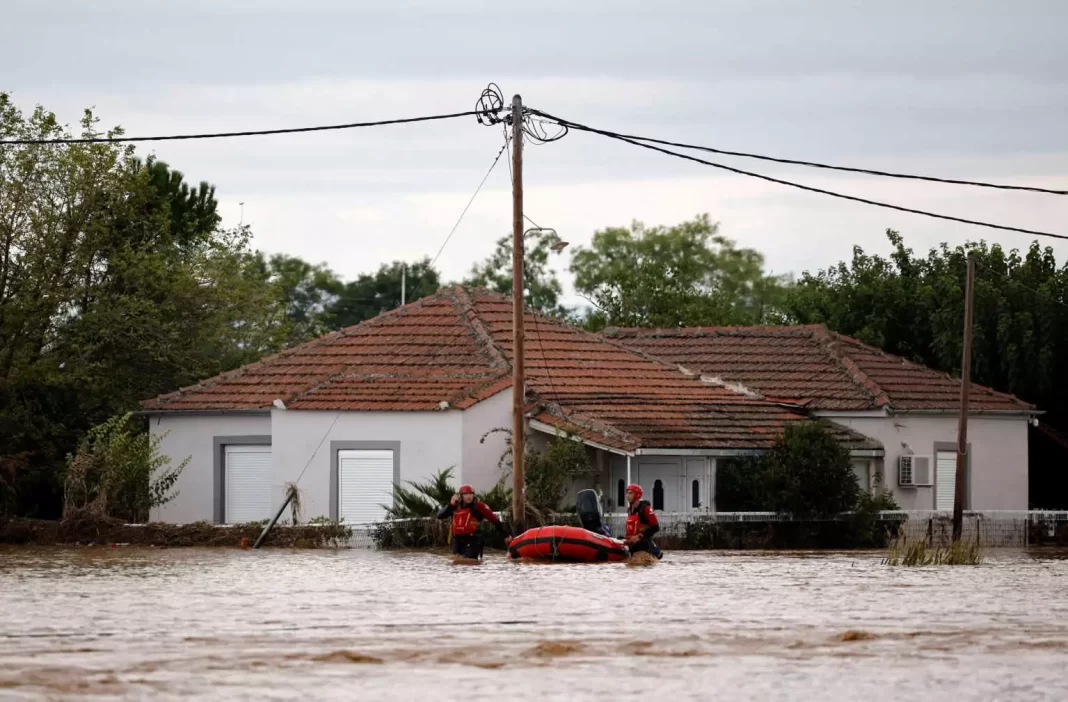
[0,93,284,518]
[570,214,788,331]
[464,230,568,316]
[241,252,341,345]
[327,258,441,329]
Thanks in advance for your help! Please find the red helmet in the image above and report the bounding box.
[625,484,643,501]
[458,484,475,495]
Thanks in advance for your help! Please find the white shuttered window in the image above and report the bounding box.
[935,451,957,511]
[225,445,272,524]
[338,449,394,525]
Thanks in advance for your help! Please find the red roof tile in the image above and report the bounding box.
[141,288,883,451]
[607,325,1033,412]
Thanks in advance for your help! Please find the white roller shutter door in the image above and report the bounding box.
[935,451,956,511]
[225,445,272,524]
[338,449,394,525]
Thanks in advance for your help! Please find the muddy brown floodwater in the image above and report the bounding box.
[2,548,1067,701]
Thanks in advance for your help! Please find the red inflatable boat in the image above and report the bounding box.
[508,525,629,562]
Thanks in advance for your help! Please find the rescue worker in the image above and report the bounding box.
[624,484,663,559]
[437,484,510,560]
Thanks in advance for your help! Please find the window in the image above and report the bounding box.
[617,479,625,508]
[692,479,700,508]
[851,459,870,492]
[653,480,664,511]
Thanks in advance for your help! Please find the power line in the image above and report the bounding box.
[1,109,499,145]
[531,110,1066,196]
[503,134,546,232]
[531,110,1068,242]
[430,139,510,266]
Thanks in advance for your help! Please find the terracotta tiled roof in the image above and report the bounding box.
[606,325,1034,412]
[142,291,507,412]
[143,287,881,451]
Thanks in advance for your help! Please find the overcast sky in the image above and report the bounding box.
[5,0,1066,308]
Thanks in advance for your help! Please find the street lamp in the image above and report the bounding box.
[524,226,569,252]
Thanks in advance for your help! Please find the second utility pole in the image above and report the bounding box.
[510,94,526,537]
[953,251,976,542]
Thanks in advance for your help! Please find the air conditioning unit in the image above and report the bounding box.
[898,455,933,487]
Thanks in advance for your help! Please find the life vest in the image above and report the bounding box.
[625,500,653,538]
[452,503,485,536]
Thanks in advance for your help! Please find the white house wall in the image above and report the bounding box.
[459,389,512,492]
[821,414,1028,510]
[149,413,272,524]
[270,409,463,522]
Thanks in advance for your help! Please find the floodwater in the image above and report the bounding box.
[1,548,1067,701]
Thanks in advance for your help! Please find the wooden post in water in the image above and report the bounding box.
[253,490,294,550]
[510,93,527,538]
[953,252,976,543]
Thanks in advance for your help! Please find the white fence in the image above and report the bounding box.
[345,510,1068,549]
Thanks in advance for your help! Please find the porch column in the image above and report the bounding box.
[626,454,632,487]
[709,458,717,515]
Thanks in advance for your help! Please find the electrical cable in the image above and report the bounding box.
[430,139,510,266]
[530,110,1068,242]
[1,109,500,145]
[530,110,1067,196]
[975,260,1068,311]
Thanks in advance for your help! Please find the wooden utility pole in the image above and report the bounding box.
[510,94,526,537]
[953,251,976,542]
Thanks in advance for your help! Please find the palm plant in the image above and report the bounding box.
[383,467,513,518]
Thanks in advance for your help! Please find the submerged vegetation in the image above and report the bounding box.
[884,534,985,566]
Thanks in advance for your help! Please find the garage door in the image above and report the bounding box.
[225,445,272,524]
[338,449,395,524]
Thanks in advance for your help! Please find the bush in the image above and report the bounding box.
[62,412,187,523]
[525,434,591,512]
[715,457,769,511]
[764,421,861,518]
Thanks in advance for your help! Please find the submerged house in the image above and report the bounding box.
[608,325,1036,511]
[140,288,882,525]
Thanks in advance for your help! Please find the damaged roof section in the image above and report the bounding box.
[607,325,1033,413]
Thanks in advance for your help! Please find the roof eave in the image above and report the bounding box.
[893,408,1040,416]
[134,408,272,417]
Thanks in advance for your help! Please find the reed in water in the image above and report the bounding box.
[884,534,984,566]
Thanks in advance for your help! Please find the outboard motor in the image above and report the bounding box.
[576,489,611,537]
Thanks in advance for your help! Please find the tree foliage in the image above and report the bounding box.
[571,214,789,330]
[0,94,284,518]
[327,258,441,329]
[464,229,568,316]
[782,230,1068,422]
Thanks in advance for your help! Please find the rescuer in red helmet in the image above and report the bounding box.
[624,484,663,560]
[437,484,510,560]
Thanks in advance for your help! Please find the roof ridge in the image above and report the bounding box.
[811,326,892,409]
[604,324,826,338]
[448,286,511,371]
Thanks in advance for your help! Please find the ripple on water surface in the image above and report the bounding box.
[1,547,1067,701]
